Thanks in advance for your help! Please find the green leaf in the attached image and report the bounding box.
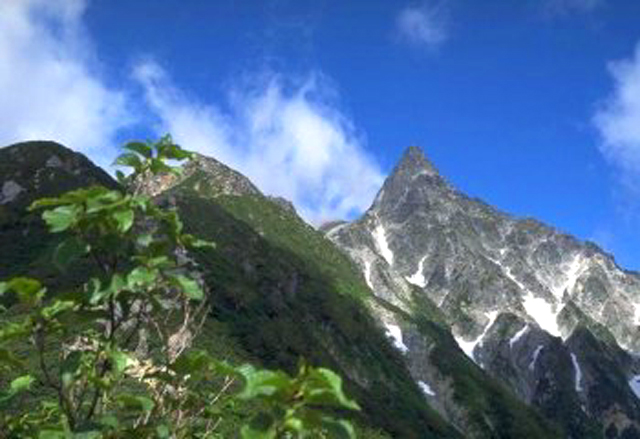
[114,152,143,171]
[40,300,77,320]
[303,368,360,411]
[42,205,80,233]
[112,208,135,233]
[156,425,171,438]
[236,364,292,400]
[0,320,32,343]
[172,274,204,300]
[10,374,35,394]
[127,267,158,289]
[124,141,153,158]
[136,233,154,248]
[108,349,134,375]
[5,277,45,306]
[149,158,173,175]
[53,236,89,270]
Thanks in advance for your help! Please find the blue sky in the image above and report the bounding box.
[2,1,640,268]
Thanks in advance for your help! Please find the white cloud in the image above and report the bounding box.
[133,61,384,224]
[542,0,602,16]
[0,0,130,168]
[0,1,383,224]
[396,2,448,49]
[594,43,640,190]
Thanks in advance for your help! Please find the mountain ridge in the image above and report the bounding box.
[327,145,640,438]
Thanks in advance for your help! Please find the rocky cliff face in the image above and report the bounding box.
[326,146,640,438]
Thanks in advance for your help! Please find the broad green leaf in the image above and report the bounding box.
[5,277,45,306]
[303,368,360,411]
[40,300,77,320]
[172,274,204,300]
[114,152,143,171]
[108,349,134,374]
[42,205,80,233]
[127,267,158,288]
[136,233,154,248]
[149,158,173,175]
[112,208,135,233]
[0,320,32,342]
[53,236,89,270]
[124,141,152,158]
[236,364,292,400]
[156,425,171,438]
[10,374,35,393]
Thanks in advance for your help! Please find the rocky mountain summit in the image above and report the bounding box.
[326,146,640,438]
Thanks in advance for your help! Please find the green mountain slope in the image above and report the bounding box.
[0,142,565,437]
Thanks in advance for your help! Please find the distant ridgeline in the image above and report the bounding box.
[1,140,639,438]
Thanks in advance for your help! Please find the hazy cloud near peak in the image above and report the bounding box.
[594,43,640,192]
[134,61,385,224]
[0,0,130,168]
[395,1,449,49]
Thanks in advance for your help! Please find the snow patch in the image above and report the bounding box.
[418,380,436,396]
[634,303,640,326]
[406,255,428,287]
[509,324,529,349]
[455,311,499,362]
[384,323,409,353]
[553,255,588,299]
[522,294,562,337]
[629,375,640,400]
[486,255,563,337]
[529,345,544,371]
[372,223,394,266]
[570,352,583,392]
[363,261,374,290]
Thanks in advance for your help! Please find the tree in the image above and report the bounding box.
[0,135,359,438]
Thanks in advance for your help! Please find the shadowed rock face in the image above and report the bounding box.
[327,146,640,438]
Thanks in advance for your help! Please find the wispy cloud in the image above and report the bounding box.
[395,1,449,50]
[133,61,384,224]
[541,0,603,16]
[0,0,131,168]
[0,1,383,225]
[594,43,640,192]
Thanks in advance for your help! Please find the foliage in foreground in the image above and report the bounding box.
[0,136,359,438]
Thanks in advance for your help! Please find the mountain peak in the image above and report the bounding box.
[396,145,439,178]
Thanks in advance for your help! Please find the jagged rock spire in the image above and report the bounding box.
[395,146,439,178]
